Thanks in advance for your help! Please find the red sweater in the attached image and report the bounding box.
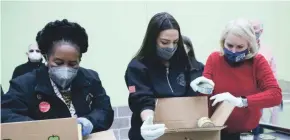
[203,52,282,132]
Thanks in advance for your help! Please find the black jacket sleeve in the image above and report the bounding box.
[1,79,34,123]
[125,60,156,114]
[84,70,114,132]
[11,66,22,79]
[1,85,4,96]
[189,61,204,81]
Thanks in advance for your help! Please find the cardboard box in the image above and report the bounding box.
[154,96,235,140]
[1,118,79,140]
[1,118,116,140]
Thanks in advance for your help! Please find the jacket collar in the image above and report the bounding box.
[27,58,44,65]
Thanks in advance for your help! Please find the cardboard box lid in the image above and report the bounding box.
[210,101,235,126]
[1,118,79,140]
[83,130,116,140]
[154,96,208,130]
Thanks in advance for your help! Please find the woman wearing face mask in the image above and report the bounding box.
[1,19,114,136]
[204,19,282,140]
[124,12,212,140]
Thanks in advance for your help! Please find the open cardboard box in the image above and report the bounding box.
[153,96,235,140]
[1,118,116,140]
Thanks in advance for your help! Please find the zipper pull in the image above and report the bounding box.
[166,67,169,74]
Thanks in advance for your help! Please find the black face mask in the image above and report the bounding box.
[156,44,178,60]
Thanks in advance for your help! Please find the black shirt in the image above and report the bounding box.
[12,60,44,79]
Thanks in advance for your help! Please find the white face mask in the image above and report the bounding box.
[28,52,42,62]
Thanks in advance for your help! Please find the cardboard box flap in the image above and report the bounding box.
[210,101,235,126]
[165,126,226,133]
[154,96,208,129]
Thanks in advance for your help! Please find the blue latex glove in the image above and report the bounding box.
[77,117,93,136]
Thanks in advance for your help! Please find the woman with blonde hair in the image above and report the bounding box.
[204,18,282,140]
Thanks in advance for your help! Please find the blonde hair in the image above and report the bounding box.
[220,18,259,59]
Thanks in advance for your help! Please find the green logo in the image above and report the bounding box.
[48,135,60,140]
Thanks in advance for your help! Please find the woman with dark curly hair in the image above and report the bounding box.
[1,19,114,136]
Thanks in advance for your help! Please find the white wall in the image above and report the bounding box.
[1,1,290,106]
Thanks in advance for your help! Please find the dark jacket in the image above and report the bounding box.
[12,60,44,79]
[124,58,204,140]
[1,65,114,133]
[1,85,4,96]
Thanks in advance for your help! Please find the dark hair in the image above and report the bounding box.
[36,19,88,57]
[134,12,189,68]
[182,35,196,59]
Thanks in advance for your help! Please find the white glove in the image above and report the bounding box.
[190,76,215,93]
[210,92,243,107]
[141,115,166,140]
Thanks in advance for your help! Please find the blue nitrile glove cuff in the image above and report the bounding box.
[77,117,94,136]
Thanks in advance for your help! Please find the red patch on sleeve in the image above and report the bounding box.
[128,86,136,93]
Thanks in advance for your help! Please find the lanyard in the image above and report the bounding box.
[50,79,77,117]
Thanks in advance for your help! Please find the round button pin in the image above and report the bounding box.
[39,101,50,113]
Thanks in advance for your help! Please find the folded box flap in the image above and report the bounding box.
[210,101,235,126]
